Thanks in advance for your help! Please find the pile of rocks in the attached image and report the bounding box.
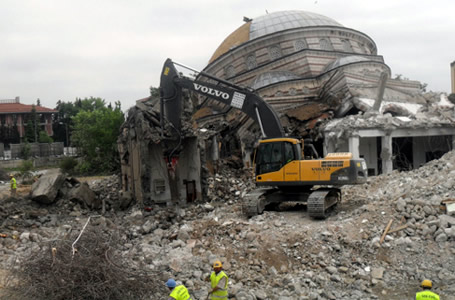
[1,150,455,299]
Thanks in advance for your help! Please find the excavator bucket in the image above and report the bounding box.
[160,58,183,135]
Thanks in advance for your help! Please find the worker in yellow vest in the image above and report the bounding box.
[206,260,228,300]
[416,279,440,300]
[166,278,192,300]
[10,174,16,198]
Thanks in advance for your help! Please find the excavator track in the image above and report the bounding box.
[242,188,271,217]
[307,188,341,219]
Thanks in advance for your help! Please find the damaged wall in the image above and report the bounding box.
[118,99,206,207]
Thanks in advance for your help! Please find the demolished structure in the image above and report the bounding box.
[118,10,455,205]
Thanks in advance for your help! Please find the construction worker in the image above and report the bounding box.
[205,260,228,300]
[9,174,16,198]
[166,278,192,300]
[416,279,440,300]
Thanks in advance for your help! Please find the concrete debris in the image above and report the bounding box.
[2,150,455,298]
[30,169,66,204]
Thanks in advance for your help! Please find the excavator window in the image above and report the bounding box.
[284,142,294,163]
[255,142,287,175]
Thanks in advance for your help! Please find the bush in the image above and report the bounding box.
[38,131,53,143]
[75,160,91,175]
[3,224,163,300]
[21,142,31,159]
[59,157,78,174]
[19,160,34,183]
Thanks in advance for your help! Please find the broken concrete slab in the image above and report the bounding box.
[30,169,66,204]
[68,182,100,209]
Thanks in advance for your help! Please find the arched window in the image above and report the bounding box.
[294,39,307,51]
[225,65,235,78]
[246,54,257,70]
[341,39,353,52]
[319,38,333,51]
[268,45,282,60]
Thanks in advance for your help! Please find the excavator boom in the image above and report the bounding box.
[160,58,285,138]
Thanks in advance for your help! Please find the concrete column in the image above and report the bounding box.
[211,136,219,161]
[348,135,360,159]
[381,135,393,174]
[452,135,455,150]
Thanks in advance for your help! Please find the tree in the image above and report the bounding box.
[53,97,108,146]
[24,120,35,142]
[150,86,160,98]
[448,93,455,105]
[38,131,53,143]
[71,102,124,173]
[30,105,38,142]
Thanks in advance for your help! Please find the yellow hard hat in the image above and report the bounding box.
[213,260,222,268]
[421,279,432,288]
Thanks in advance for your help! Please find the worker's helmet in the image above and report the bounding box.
[421,279,432,288]
[213,260,223,269]
[166,278,176,288]
[9,174,13,177]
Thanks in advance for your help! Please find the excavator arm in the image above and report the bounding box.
[160,58,285,138]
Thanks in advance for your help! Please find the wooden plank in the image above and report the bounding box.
[380,219,394,244]
[387,224,408,234]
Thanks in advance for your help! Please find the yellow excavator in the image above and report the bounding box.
[160,58,367,218]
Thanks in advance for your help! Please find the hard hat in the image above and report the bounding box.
[421,279,432,288]
[166,278,176,288]
[213,260,222,268]
[9,174,13,177]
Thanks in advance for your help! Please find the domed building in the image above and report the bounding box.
[119,10,455,206]
[195,10,455,175]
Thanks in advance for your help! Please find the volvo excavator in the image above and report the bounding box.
[160,58,367,218]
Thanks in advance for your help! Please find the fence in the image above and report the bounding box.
[0,142,79,160]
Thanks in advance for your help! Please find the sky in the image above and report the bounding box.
[1,0,454,111]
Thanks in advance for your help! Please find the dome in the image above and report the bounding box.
[252,71,301,90]
[210,10,344,63]
[323,56,371,73]
[250,10,343,40]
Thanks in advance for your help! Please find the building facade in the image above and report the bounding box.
[0,97,56,144]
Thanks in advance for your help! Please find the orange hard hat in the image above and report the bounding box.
[421,280,432,288]
[213,260,222,268]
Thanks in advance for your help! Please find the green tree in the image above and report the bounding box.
[53,97,109,146]
[38,131,53,143]
[31,105,38,142]
[71,102,124,173]
[24,120,35,142]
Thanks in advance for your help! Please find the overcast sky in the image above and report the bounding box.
[1,0,454,111]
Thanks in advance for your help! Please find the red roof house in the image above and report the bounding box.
[0,97,57,141]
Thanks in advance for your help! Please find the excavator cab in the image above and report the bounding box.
[254,138,302,176]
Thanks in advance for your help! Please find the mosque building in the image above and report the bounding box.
[196,10,455,175]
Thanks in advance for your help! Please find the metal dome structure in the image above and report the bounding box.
[249,10,343,40]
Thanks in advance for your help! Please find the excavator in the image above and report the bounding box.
[160,58,368,218]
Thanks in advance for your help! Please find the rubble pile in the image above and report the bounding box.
[323,93,455,144]
[1,152,455,299]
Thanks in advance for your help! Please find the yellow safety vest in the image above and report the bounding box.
[416,290,440,300]
[169,285,191,300]
[10,178,16,189]
[210,271,228,300]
